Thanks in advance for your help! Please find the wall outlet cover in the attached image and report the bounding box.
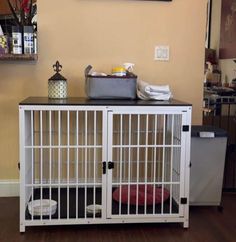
[154,46,170,61]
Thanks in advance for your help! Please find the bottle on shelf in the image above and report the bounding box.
[23,26,34,54]
[12,26,22,54]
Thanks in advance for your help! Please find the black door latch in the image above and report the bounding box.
[108,161,114,169]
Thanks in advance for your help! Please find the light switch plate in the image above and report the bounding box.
[154,46,170,61]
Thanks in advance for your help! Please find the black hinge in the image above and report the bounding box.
[18,162,20,170]
[182,125,189,132]
[102,162,106,174]
[181,197,188,204]
[108,161,115,170]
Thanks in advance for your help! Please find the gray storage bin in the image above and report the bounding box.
[85,65,137,99]
[190,125,227,207]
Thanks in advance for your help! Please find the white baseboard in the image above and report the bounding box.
[0,180,19,197]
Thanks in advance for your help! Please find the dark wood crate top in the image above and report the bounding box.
[19,97,192,107]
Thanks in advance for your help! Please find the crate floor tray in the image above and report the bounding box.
[25,188,178,220]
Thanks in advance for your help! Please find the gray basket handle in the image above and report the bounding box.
[85,65,93,97]
[85,65,93,77]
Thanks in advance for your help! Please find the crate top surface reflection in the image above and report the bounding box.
[19,97,192,107]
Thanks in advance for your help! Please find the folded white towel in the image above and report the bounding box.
[137,80,172,101]
[137,89,172,100]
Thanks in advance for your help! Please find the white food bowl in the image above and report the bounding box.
[28,199,57,216]
[86,204,102,215]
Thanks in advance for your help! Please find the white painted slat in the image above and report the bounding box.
[170,115,174,214]
[106,110,113,218]
[93,111,97,219]
[144,115,149,215]
[116,116,119,190]
[40,110,43,221]
[119,114,123,215]
[25,145,103,149]
[161,115,166,214]
[84,111,88,219]
[136,115,140,214]
[25,182,105,187]
[67,111,70,219]
[76,111,79,219]
[49,111,52,220]
[58,110,61,219]
[31,111,34,220]
[127,114,131,215]
[152,115,157,214]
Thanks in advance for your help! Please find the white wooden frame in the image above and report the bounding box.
[19,104,191,232]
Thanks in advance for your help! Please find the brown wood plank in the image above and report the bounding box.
[0,0,14,15]
[0,54,37,61]
[0,193,235,242]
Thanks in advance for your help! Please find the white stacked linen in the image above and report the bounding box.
[137,80,172,101]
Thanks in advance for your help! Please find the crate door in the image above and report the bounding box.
[107,110,188,219]
[21,108,107,223]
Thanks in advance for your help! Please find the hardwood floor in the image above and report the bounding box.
[0,193,235,242]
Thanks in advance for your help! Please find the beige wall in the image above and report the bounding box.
[0,0,207,179]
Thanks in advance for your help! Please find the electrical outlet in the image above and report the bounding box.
[154,46,170,61]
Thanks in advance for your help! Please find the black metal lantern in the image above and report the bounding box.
[48,61,67,99]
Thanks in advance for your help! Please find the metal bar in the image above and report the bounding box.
[227,104,230,132]
[219,103,222,128]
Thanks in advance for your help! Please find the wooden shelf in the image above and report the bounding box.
[0,54,37,61]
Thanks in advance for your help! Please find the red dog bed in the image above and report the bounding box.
[112,185,170,206]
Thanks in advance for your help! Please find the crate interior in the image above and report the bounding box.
[24,110,183,220]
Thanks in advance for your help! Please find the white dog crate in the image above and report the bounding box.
[19,97,192,232]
